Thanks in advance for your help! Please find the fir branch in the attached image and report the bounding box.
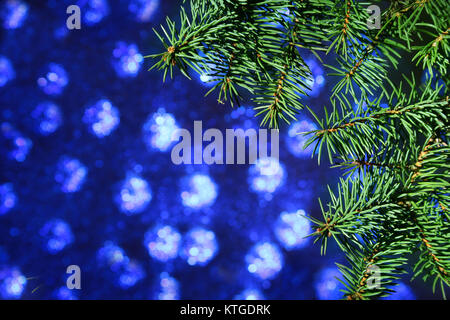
[149,0,450,299]
[340,236,410,300]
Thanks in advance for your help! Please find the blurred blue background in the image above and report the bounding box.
[0,0,427,300]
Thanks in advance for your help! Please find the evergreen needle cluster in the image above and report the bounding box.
[147,0,450,299]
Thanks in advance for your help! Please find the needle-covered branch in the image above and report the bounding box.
[149,0,450,299]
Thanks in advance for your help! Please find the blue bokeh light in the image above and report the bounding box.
[96,242,145,289]
[78,0,109,26]
[199,73,212,84]
[1,122,33,162]
[129,0,159,22]
[234,288,265,300]
[31,102,63,136]
[83,99,120,138]
[37,63,69,96]
[144,225,181,262]
[39,219,74,254]
[0,266,27,299]
[229,106,256,121]
[117,259,145,289]
[115,174,152,215]
[54,156,88,193]
[0,0,28,30]
[248,157,285,194]
[0,183,17,216]
[225,106,258,136]
[245,242,284,280]
[142,108,179,152]
[304,57,325,97]
[181,174,218,209]
[155,272,180,300]
[286,118,317,158]
[181,228,218,266]
[112,42,143,78]
[54,24,69,40]
[274,209,311,250]
[0,55,15,87]
[97,241,129,272]
[314,266,345,300]
[53,286,78,300]
[197,63,217,87]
